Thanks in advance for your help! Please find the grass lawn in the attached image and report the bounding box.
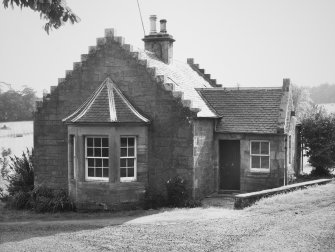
[0,181,334,251]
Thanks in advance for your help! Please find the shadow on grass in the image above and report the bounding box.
[0,203,161,244]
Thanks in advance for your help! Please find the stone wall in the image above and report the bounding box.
[193,119,215,198]
[215,133,286,192]
[34,31,197,202]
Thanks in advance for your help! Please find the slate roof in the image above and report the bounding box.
[137,50,218,118]
[63,78,149,124]
[197,88,285,134]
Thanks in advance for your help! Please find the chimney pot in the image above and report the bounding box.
[160,19,167,33]
[149,15,157,34]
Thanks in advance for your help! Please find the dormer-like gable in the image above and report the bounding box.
[63,78,149,124]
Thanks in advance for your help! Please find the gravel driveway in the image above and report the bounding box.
[1,182,334,251]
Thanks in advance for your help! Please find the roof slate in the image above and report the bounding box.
[197,88,284,134]
[137,50,218,118]
[63,78,149,124]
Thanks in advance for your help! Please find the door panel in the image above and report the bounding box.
[219,140,240,190]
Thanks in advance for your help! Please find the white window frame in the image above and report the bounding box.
[120,136,137,182]
[85,136,109,181]
[250,140,270,173]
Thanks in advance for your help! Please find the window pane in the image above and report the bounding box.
[103,168,109,178]
[128,138,135,147]
[120,159,127,168]
[121,148,127,157]
[121,138,127,147]
[87,148,93,156]
[128,168,134,177]
[96,168,102,177]
[120,168,127,177]
[88,158,94,167]
[102,138,108,147]
[251,156,260,168]
[103,159,109,167]
[87,138,93,147]
[94,148,101,157]
[102,148,108,157]
[261,157,269,169]
[128,148,134,157]
[96,159,102,167]
[94,138,101,147]
[261,142,269,155]
[128,158,134,167]
[251,142,260,154]
[88,168,94,177]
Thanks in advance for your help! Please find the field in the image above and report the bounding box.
[0,121,33,156]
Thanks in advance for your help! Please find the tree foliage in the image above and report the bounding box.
[291,84,314,121]
[301,107,335,176]
[0,87,37,121]
[2,0,79,33]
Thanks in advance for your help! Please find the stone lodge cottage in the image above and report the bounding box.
[34,16,299,209]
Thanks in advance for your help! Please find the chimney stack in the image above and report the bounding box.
[282,78,291,92]
[143,15,175,64]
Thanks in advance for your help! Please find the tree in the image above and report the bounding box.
[301,107,335,176]
[2,0,79,33]
[291,84,314,121]
[0,87,37,121]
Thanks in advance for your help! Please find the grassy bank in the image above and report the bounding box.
[0,181,334,251]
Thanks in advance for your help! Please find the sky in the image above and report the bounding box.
[1,0,335,96]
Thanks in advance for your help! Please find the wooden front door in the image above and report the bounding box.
[219,140,240,190]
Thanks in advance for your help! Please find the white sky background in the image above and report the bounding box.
[0,0,335,96]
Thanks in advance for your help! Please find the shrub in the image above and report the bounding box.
[1,148,75,212]
[11,191,32,209]
[166,176,188,207]
[31,185,75,213]
[143,185,166,209]
[183,199,203,208]
[301,109,335,176]
[5,149,34,196]
[144,177,202,209]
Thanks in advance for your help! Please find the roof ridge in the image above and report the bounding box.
[106,79,117,122]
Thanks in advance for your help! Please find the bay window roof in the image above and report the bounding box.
[63,78,150,124]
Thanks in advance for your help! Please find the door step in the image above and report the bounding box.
[218,190,240,195]
[205,191,239,199]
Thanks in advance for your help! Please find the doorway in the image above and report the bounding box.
[219,140,240,190]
